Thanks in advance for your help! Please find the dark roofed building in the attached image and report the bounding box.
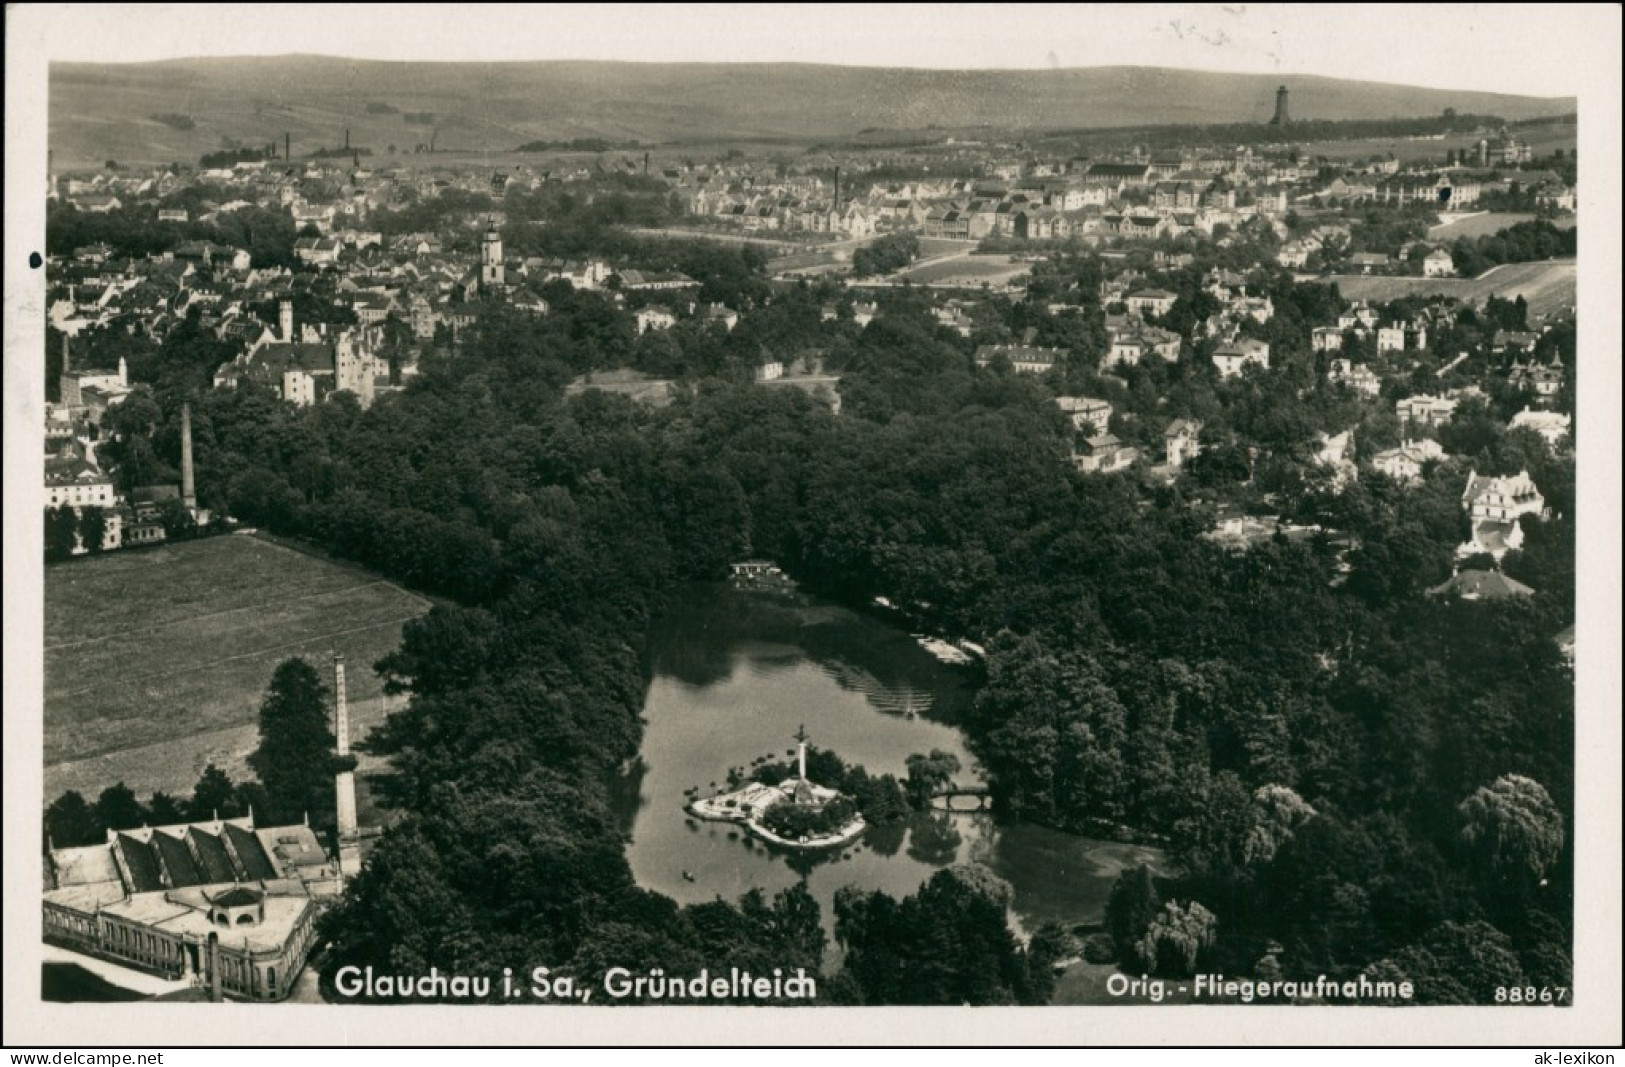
[153,831,203,888]
[224,823,278,881]
[211,886,265,909]
[43,816,339,1002]
[115,833,165,893]
[1427,569,1534,600]
[189,828,237,884]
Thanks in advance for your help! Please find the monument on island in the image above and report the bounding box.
[686,724,865,850]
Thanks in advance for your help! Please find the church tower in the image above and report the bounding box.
[481,223,505,291]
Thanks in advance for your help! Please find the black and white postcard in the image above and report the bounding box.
[5,3,1619,1048]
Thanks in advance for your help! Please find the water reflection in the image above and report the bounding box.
[621,582,1166,943]
[906,812,963,866]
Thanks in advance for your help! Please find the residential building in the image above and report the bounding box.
[634,306,678,333]
[1423,248,1454,278]
[1458,469,1546,561]
[1123,288,1178,317]
[974,344,1063,375]
[1104,324,1181,368]
[1509,407,1571,448]
[1327,359,1381,397]
[1072,434,1136,474]
[1164,419,1202,469]
[45,450,115,509]
[1508,357,1564,401]
[1348,252,1390,274]
[1311,327,1345,353]
[1396,394,1458,427]
[1371,438,1446,485]
[1056,396,1112,436]
[1212,338,1270,378]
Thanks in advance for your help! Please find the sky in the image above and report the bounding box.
[9,3,1615,98]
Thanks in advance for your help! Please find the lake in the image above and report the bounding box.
[613,582,1166,946]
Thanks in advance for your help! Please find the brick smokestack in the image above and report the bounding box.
[334,655,358,842]
[180,402,196,512]
[285,132,290,161]
[833,166,840,208]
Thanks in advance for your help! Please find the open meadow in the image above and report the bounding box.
[44,535,431,800]
[1327,258,1575,320]
[891,253,1031,288]
[1427,212,1577,241]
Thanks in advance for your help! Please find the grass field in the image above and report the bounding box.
[1327,258,1575,320]
[1427,212,1577,241]
[915,237,980,258]
[44,535,431,800]
[892,253,1031,287]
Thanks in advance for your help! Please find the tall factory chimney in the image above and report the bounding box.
[643,151,650,174]
[1270,85,1291,126]
[180,402,197,512]
[59,333,80,408]
[344,128,350,150]
[833,166,841,208]
[333,655,360,877]
[279,299,294,342]
[284,131,290,161]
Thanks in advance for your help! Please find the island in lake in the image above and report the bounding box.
[686,725,866,849]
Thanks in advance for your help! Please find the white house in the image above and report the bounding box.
[1056,396,1112,436]
[1509,407,1571,448]
[635,306,678,334]
[1212,338,1270,378]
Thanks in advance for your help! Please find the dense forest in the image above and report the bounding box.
[46,225,1574,1002]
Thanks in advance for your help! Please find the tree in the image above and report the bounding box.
[187,763,242,820]
[45,506,78,562]
[247,658,337,825]
[834,866,1039,1005]
[1384,920,1525,1004]
[1242,784,1317,866]
[79,506,108,553]
[1136,900,1218,978]
[147,792,187,825]
[904,749,962,807]
[852,233,920,277]
[94,783,148,832]
[1105,863,1161,962]
[1458,775,1564,890]
[45,791,101,847]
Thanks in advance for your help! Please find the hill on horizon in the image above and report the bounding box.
[48,57,1575,167]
